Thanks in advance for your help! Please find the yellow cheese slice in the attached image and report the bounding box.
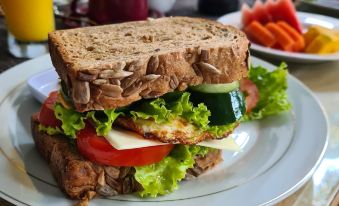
[106,128,168,150]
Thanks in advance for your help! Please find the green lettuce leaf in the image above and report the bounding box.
[207,122,238,137]
[135,145,210,197]
[86,109,121,136]
[130,92,235,136]
[131,92,210,126]
[130,98,171,124]
[54,103,121,138]
[169,92,210,129]
[244,63,292,120]
[38,124,63,136]
[54,103,85,138]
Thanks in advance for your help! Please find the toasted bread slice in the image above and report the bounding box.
[49,17,250,112]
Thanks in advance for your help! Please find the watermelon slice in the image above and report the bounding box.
[241,3,255,27]
[241,1,271,27]
[252,0,272,24]
[266,0,303,33]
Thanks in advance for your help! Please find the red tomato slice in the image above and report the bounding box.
[77,124,174,166]
[38,91,61,127]
[240,79,259,113]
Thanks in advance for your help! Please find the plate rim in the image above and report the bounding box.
[217,11,339,62]
[0,54,329,206]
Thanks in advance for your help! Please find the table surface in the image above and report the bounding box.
[0,0,338,206]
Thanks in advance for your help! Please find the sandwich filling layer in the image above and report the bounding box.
[36,63,291,197]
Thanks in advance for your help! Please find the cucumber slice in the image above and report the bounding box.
[189,81,239,93]
[190,89,246,125]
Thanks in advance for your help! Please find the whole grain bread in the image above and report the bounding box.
[31,114,222,200]
[49,17,250,112]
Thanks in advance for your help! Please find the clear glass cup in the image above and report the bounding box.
[0,0,55,58]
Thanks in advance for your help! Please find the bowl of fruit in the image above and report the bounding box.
[218,0,339,63]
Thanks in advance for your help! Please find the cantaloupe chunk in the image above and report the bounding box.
[304,26,339,54]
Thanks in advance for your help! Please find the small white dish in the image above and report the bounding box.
[27,69,59,103]
[218,11,339,63]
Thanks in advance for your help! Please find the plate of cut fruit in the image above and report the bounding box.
[218,0,339,63]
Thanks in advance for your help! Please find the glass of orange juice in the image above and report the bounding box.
[0,0,55,58]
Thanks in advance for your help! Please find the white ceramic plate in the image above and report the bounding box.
[218,11,339,63]
[0,54,328,206]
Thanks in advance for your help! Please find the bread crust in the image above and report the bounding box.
[31,114,222,200]
[48,17,250,112]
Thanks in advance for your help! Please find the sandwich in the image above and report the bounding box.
[31,17,291,204]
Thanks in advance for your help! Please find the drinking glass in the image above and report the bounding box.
[0,0,55,58]
[71,0,148,24]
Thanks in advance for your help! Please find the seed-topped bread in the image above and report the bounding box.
[49,17,250,112]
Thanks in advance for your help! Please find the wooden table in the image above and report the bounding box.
[1,0,338,205]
